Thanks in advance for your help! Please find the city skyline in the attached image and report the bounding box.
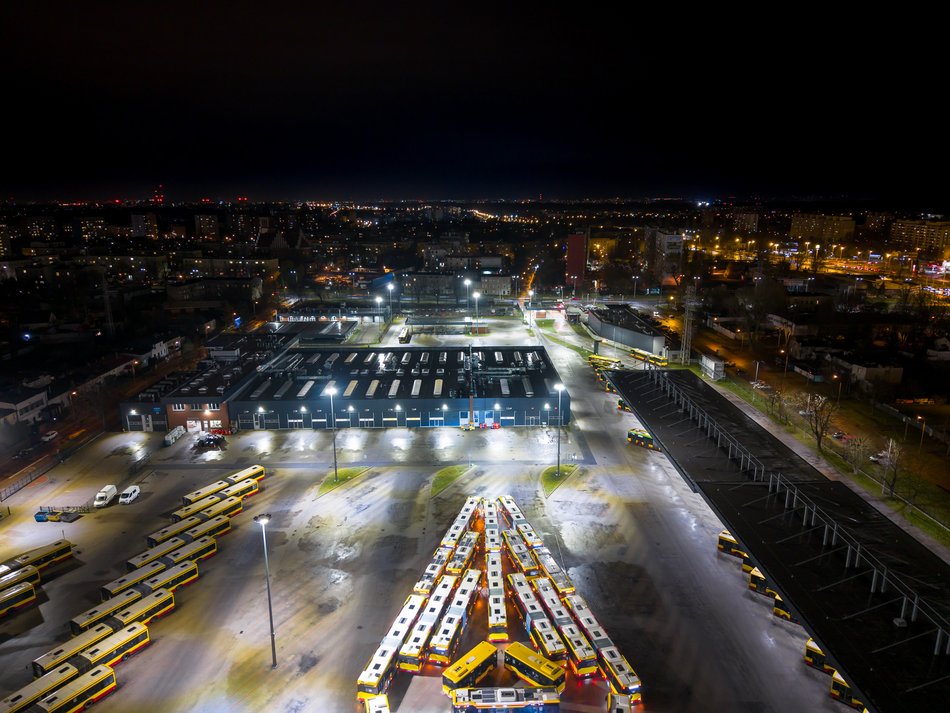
[1,7,945,207]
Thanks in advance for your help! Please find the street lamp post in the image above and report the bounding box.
[326,386,339,483]
[473,291,481,336]
[464,278,471,314]
[918,415,926,455]
[554,384,564,477]
[544,403,550,427]
[253,514,278,669]
[386,283,394,321]
[375,296,382,324]
[833,374,843,406]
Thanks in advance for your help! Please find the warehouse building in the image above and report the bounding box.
[122,345,570,432]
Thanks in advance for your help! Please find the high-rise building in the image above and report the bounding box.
[733,212,759,234]
[565,232,586,287]
[0,224,14,256]
[21,216,58,241]
[789,214,854,242]
[74,217,106,242]
[195,214,220,240]
[889,220,950,253]
[131,213,159,240]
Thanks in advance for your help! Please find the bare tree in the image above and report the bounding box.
[845,436,869,474]
[799,393,838,452]
[882,438,904,498]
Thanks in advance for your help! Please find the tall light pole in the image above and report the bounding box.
[554,383,564,477]
[473,291,481,336]
[326,386,339,483]
[464,278,471,314]
[375,296,382,324]
[253,514,278,669]
[833,374,843,406]
[918,415,926,455]
[386,282,394,321]
[528,290,534,328]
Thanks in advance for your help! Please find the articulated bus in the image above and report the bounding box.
[428,613,463,665]
[413,547,452,596]
[630,348,668,367]
[30,665,117,713]
[502,531,539,577]
[496,496,527,528]
[109,589,175,628]
[397,327,412,344]
[486,552,507,643]
[830,670,864,710]
[160,536,217,567]
[146,517,203,548]
[442,524,465,550]
[717,530,753,572]
[450,687,560,710]
[1,663,79,713]
[225,464,266,484]
[399,575,456,672]
[564,595,613,652]
[136,561,199,595]
[198,496,243,521]
[73,623,150,671]
[803,638,836,675]
[599,646,641,701]
[100,561,165,601]
[442,641,497,695]
[772,594,800,624]
[503,641,565,693]
[0,583,37,618]
[31,625,112,679]
[0,541,74,577]
[170,495,221,522]
[530,618,567,661]
[221,478,259,501]
[0,565,41,593]
[560,623,598,677]
[71,590,142,636]
[184,516,231,543]
[181,480,230,506]
[627,428,659,451]
[127,538,188,571]
[588,354,621,370]
[748,567,777,598]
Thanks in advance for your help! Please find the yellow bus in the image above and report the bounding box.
[225,464,266,484]
[588,354,621,369]
[748,567,777,598]
[31,665,117,713]
[450,687,560,709]
[442,641,497,695]
[530,618,567,661]
[356,644,399,701]
[110,588,175,628]
[803,638,835,675]
[170,495,221,522]
[99,561,166,601]
[181,480,230,506]
[772,594,799,624]
[0,582,37,618]
[146,516,203,547]
[31,624,113,678]
[630,348,668,367]
[0,663,79,713]
[161,536,217,567]
[363,694,391,713]
[74,623,150,670]
[829,670,864,710]
[184,516,231,543]
[0,540,74,577]
[598,646,641,701]
[0,565,41,593]
[138,561,199,595]
[503,641,565,693]
[627,428,659,451]
[220,478,259,500]
[560,624,598,677]
[70,589,142,636]
[199,495,243,521]
[126,537,188,571]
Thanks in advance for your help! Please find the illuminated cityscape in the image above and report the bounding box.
[0,6,948,713]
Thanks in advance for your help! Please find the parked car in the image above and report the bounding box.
[119,485,141,504]
[832,431,847,440]
[94,484,118,508]
[194,433,226,449]
[41,430,59,442]
[13,446,35,459]
[798,410,814,417]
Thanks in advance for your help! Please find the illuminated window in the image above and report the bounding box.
[171,403,186,411]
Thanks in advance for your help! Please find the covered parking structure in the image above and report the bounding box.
[609,368,950,713]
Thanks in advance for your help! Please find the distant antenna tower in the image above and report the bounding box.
[680,284,699,365]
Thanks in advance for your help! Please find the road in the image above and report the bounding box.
[0,314,844,713]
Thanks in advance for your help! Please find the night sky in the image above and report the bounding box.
[1,5,944,204]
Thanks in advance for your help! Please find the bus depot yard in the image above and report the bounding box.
[0,311,916,713]
[356,496,640,712]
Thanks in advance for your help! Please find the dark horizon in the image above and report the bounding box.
[1,6,945,210]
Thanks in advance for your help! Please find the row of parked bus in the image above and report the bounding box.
[0,465,267,713]
[0,541,75,622]
[717,530,869,711]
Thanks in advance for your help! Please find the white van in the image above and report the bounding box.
[119,485,141,505]
[93,484,118,508]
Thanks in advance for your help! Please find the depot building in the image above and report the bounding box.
[121,343,571,433]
